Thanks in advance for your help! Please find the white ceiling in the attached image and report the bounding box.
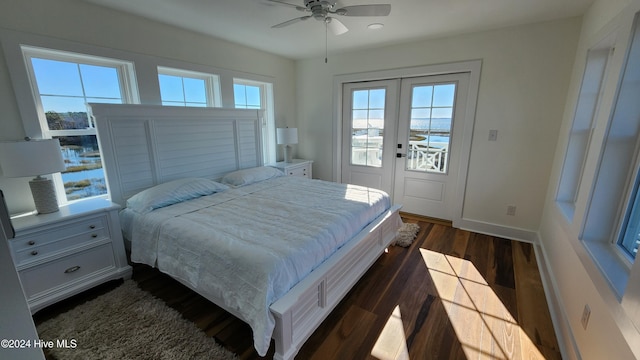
[83,0,595,60]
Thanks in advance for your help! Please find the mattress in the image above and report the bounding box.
[121,176,392,355]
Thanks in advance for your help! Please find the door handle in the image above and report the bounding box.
[396,153,406,158]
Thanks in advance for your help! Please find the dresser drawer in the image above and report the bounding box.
[19,243,116,299]
[11,215,108,264]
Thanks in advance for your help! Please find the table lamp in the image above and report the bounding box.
[0,138,66,214]
[276,127,298,163]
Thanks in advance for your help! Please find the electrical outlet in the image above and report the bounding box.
[507,205,516,216]
[581,304,591,330]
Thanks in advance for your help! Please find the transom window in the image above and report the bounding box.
[233,82,261,109]
[158,67,220,107]
[22,46,137,203]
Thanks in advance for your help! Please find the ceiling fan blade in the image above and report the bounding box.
[272,16,311,28]
[334,4,391,16]
[264,0,307,12]
[327,17,348,35]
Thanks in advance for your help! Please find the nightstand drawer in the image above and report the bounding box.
[13,228,108,265]
[11,215,109,265]
[287,166,309,177]
[19,243,116,299]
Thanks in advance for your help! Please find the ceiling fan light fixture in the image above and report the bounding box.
[367,23,384,30]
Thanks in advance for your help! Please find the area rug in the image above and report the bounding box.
[393,222,420,247]
[37,280,236,360]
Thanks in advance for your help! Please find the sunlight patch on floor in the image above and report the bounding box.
[371,305,410,360]
[420,249,546,360]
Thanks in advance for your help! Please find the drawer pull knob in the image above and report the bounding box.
[91,234,98,238]
[30,250,38,256]
[64,266,81,274]
[28,240,35,246]
[89,225,96,229]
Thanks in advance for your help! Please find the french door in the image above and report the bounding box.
[341,72,471,220]
[341,79,399,192]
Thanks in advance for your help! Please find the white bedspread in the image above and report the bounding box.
[124,176,391,355]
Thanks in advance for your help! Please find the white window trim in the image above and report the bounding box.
[20,46,139,205]
[158,66,221,107]
[577,12,640,299]
[556,44,613,221]
[233,78,276,165]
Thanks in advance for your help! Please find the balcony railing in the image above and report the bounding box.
[407,142,448,173]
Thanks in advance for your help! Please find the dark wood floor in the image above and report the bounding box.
[34,215,561,359]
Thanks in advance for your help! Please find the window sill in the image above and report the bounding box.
[583,240,630,299]
[556,200,575,223]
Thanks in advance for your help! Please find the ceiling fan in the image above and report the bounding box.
[267,0,391,35]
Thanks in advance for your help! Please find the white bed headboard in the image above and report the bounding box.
[90,103,264,207]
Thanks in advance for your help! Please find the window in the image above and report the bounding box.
[581,14,640,295]
[233,78,276,164]
[557,47,611,219]
[22,46,137,203]
[158,67,220,107]
[233,82,261,109]
[619,176,640,259]
[350,88,386,167]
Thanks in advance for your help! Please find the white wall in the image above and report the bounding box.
[296,18,581,237]
[539,0,640,358]
[0,0,296,214]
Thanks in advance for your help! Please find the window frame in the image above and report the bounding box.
[556,45,612,220]
[579,12,640,297]
[233,78,276,165]
[157,66,221,107]
[21,46,139,204]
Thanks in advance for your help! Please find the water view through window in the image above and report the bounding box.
[54,135,107,200]
[407,83,455,173]
[30,55,126,201]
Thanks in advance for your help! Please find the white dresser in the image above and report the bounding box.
[8,198,132,313]
[270,159,313,179]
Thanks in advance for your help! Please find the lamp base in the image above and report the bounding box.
[29,176,59,214]
[284,145,293,163]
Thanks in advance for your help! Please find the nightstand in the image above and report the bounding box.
[8,198,132,313]
[270,159,313,179]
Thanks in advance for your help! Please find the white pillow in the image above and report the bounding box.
[126,177,229,213]
[221,166,284,187]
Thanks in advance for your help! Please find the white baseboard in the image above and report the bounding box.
[533,233,581,360]
[454,218,538,243]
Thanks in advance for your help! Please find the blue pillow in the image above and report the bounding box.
[126,177,229,213]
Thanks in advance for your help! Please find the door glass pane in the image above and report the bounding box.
[407,83,456,173]
[351,88,385,167]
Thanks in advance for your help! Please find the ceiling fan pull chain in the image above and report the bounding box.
[325,19,328,63]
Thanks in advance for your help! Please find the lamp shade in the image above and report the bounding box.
[276,128,298,145]
[0,139,66,178]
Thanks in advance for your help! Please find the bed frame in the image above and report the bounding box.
[90,103,402,360]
